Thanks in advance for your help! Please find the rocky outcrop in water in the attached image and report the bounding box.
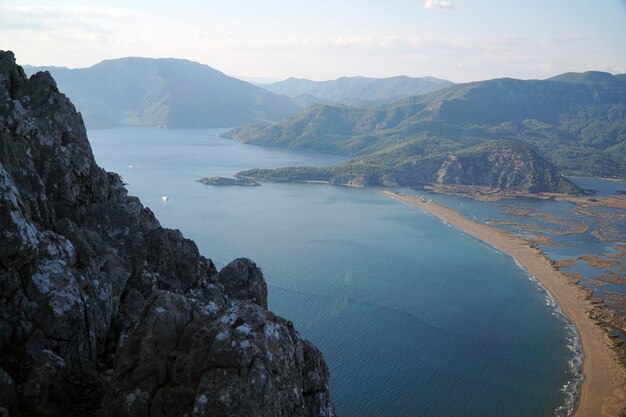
[196,176,260,186]
[0,50,334,417]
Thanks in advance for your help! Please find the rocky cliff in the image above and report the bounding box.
[418,141,582,193]
[0,51,334,417]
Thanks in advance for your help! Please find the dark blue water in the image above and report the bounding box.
[89,128,580,417]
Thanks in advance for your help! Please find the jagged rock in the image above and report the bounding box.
[217,258,268,309]
[101,292,333,417]
[0,367,16,409]
[0,50,334,416]
[430,141,582,194]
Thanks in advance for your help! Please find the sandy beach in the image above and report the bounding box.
[383,191,626,417]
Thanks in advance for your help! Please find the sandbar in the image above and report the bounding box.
[383,190,626,417]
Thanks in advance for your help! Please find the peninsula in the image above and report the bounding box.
[383,190,626,417]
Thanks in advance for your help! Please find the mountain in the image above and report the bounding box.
[1,51,334,416]
[548,70,626,86]
[226,72,626,179]
[291,93,336,107]
[263,75,454,105]
[238,140,582,194]
[23,58,299,128]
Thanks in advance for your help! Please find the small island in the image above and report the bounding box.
[196,176,261,186]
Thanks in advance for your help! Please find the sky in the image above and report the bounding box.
[1,0,625,83]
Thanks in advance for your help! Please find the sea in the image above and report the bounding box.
[89,127,583,417]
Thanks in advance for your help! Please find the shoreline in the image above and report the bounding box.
[382,190,626,417]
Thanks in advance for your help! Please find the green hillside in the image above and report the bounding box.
[226,72,626,178]
[237,139,582,194]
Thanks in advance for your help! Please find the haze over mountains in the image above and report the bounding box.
[262,75,454,106]
[24,59,455,128]
[24,56,626,191]
[24,58,300,128]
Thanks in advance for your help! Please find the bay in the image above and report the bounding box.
[89,127,578,417]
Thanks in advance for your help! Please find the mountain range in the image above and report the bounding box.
[23,56,626,191]
[23,61,455,129]
[226,71,626,183]
[262,75,454,106]
[24,58,300,128]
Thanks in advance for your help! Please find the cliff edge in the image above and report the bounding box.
[0,51,334,417]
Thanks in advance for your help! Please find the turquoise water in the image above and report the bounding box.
[89,128,580,417]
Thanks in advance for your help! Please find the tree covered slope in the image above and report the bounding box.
[227,72,626,179]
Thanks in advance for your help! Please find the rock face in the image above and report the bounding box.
[423,141,582,194]
[390,141,583,193]
[0,51,334,417]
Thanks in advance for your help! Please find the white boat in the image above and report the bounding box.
[161,195,169,201]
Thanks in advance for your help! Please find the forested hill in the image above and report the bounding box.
[237,140,582,194]
[226,71,626,179]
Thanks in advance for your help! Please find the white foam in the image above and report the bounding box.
[511,257,583,417]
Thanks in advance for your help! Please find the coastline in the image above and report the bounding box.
[382,190,626,417]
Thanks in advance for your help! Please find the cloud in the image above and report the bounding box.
[0,5,139,32]
[423,0,456,10]
[1,5,137,19]
[539,34,588,45]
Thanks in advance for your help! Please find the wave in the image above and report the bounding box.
[512,257,584,417]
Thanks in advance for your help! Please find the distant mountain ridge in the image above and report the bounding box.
[548,70,626,86]
[227,71,626,179]
[24,58,299,128]
[263,75,454,106]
